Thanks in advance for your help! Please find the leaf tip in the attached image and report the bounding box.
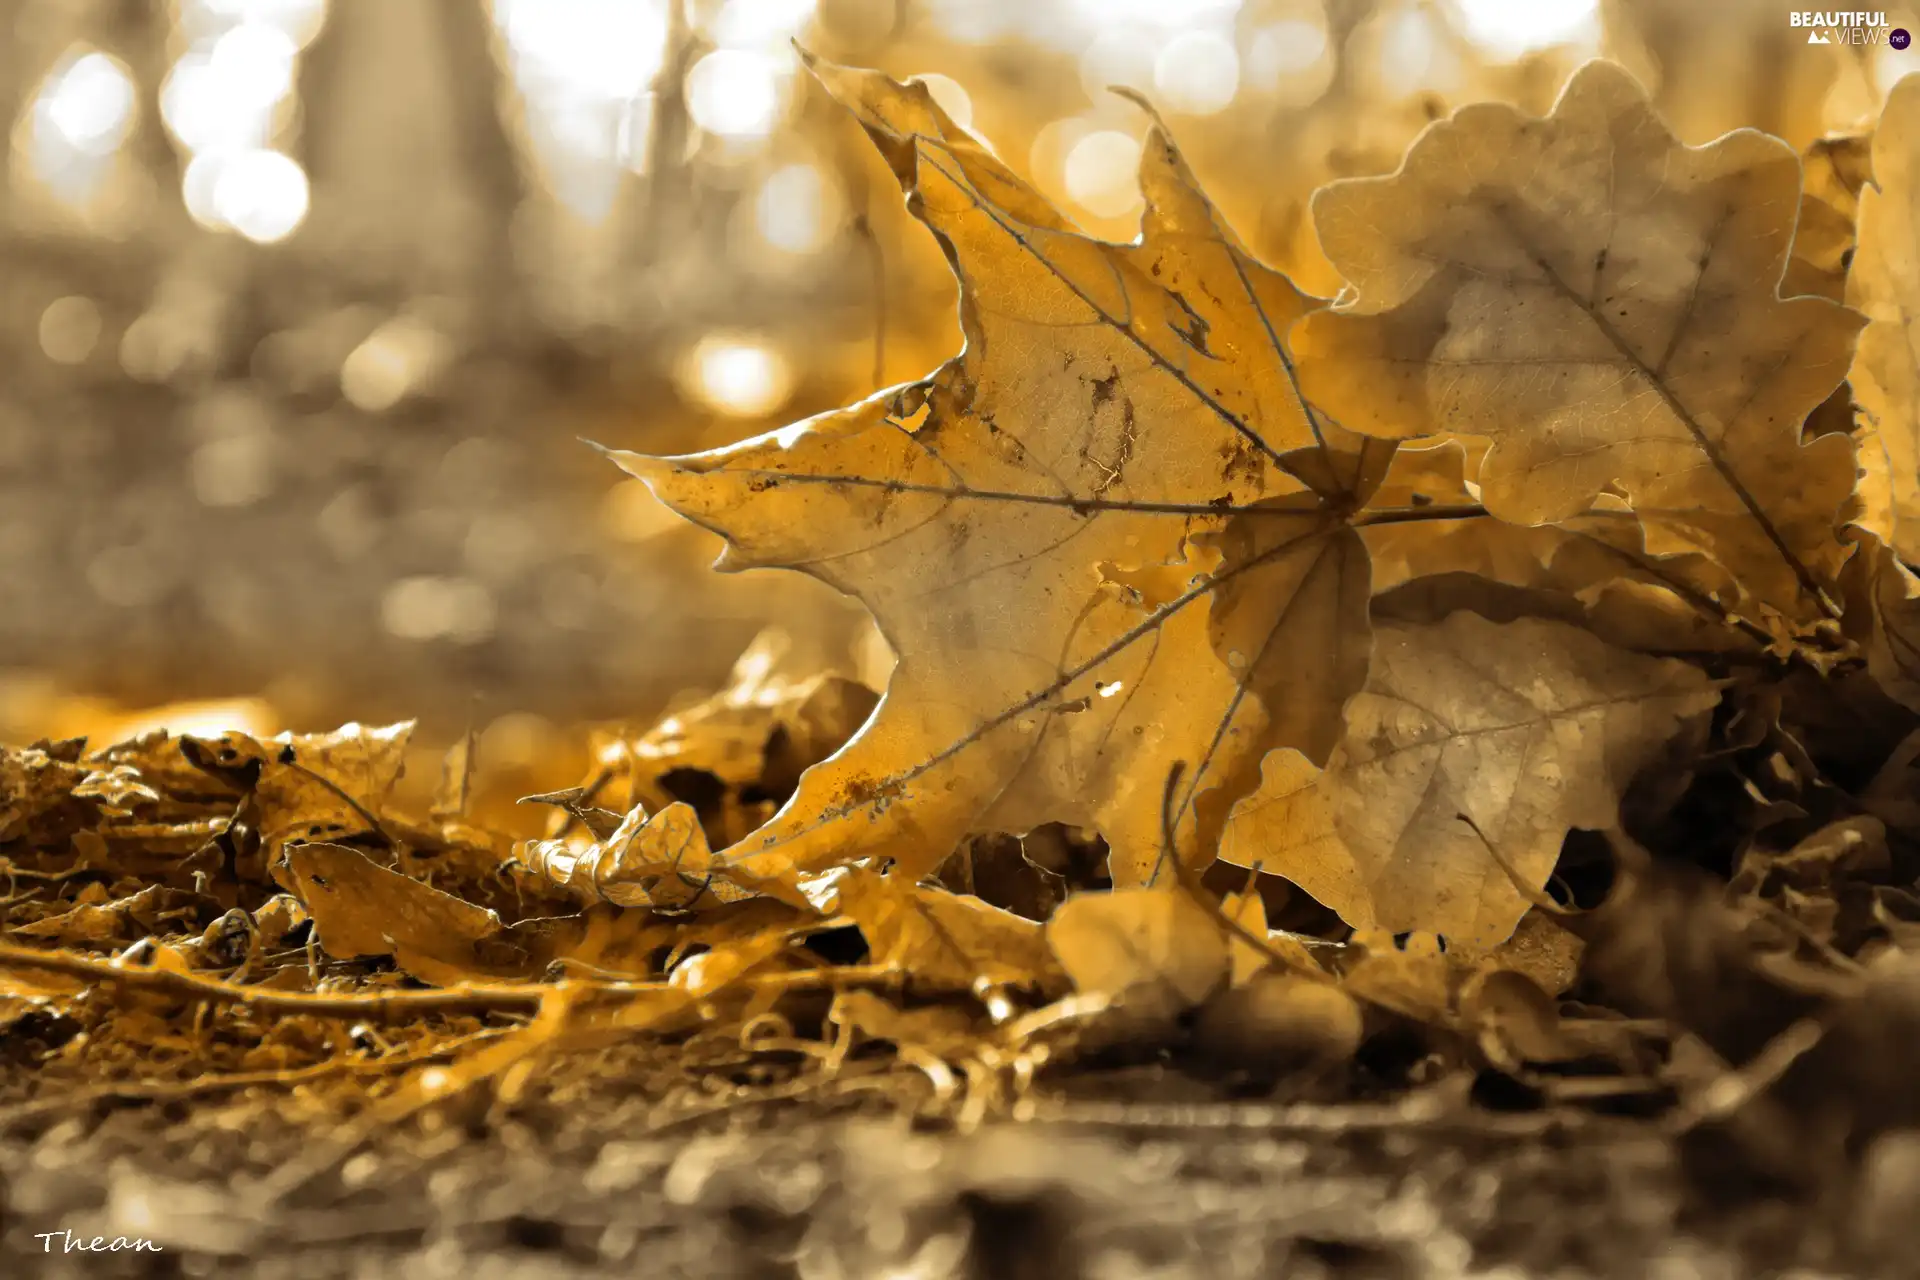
[590,443,671,486]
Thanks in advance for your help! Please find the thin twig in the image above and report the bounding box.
[0,941,556,1018]
[1455,813,1578,918]
[1155,763,1306,975]
[1667,1017,1828,1136]
[0,1030,510,1131]
[1020,1092,1589,1137]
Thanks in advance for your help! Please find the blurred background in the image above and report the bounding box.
[0,0,1910,802]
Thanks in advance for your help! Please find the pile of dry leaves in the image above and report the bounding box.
[10,55,1920,1251]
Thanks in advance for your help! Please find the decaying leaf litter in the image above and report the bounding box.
[10,55,1920,1265]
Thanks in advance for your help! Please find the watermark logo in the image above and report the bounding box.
[1790,10,1898,44]
[33,1229,163,1254]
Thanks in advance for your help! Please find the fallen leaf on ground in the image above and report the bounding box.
[814,865,1060,994]
[565,628,879,851]
[523,801,750,911]
[1222,612,1721,946]
[1843,534,1920,713]
[606,57,1392,894]
[282,842,514,984]
[13,885,192,946]
[182,721,414,869]
[0,745,86,844]
[1046,885,1230,1028]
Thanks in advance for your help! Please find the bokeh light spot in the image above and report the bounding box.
[1154,31,1240,115]
[708,0,818,49]
[1064,130,1144,219]
[755,163,843,254]
[41,52,137,156]
[192,434,275,507]
[1454,0,1599,58]
[1079,29,1159,101]
[678,334,794,417]
[341,317,451,413]
[212,148,310,243]
[686,49,785,139]
[912,73,975,130]
[382,576,498,644]
[39,297,102,366]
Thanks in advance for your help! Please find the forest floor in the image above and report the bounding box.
[0,1055,1902,1280]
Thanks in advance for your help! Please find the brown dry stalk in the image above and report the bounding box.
[0,941,907,1022]
[0,940,559,1018]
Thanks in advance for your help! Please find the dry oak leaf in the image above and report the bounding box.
[1221,612,1720,946]
[1293,60,1864,630]
[1848,75,1920,565]
[1363,441,1749,653]
[13,884,184,946]
[608,57,1394,894]
[1785,129,1873,303]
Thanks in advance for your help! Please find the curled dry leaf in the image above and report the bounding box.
[71,765,162,816]
[803,865,1060,995]
[828,989,978,1060]
[1294,60,1863,629]
[1364,443,1750,655]
[12,884,190,946]
[524,801,751,912]
[1843,533,1920,713]
[1338,929,1458,1030]
[182,720,414,865]
[606,57,1397,893]
[1458,968,1594,1073]
[1336,926,1613,1074]
[282,842,514,985]
[1046,885,1230,1024]
[1222,612,1721,947]
[564,628,880,852]
[1730,815,1890,946]
[1849,76,1920,565]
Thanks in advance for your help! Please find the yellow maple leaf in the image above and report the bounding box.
[603,58,1410,890]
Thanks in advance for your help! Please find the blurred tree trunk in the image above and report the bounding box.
[295,0,526,328]
[615,0,694,294]
[1605,0,1842,149]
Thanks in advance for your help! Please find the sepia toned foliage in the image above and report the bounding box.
[1221,613,1719,946]
[12,51,1920,1236]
